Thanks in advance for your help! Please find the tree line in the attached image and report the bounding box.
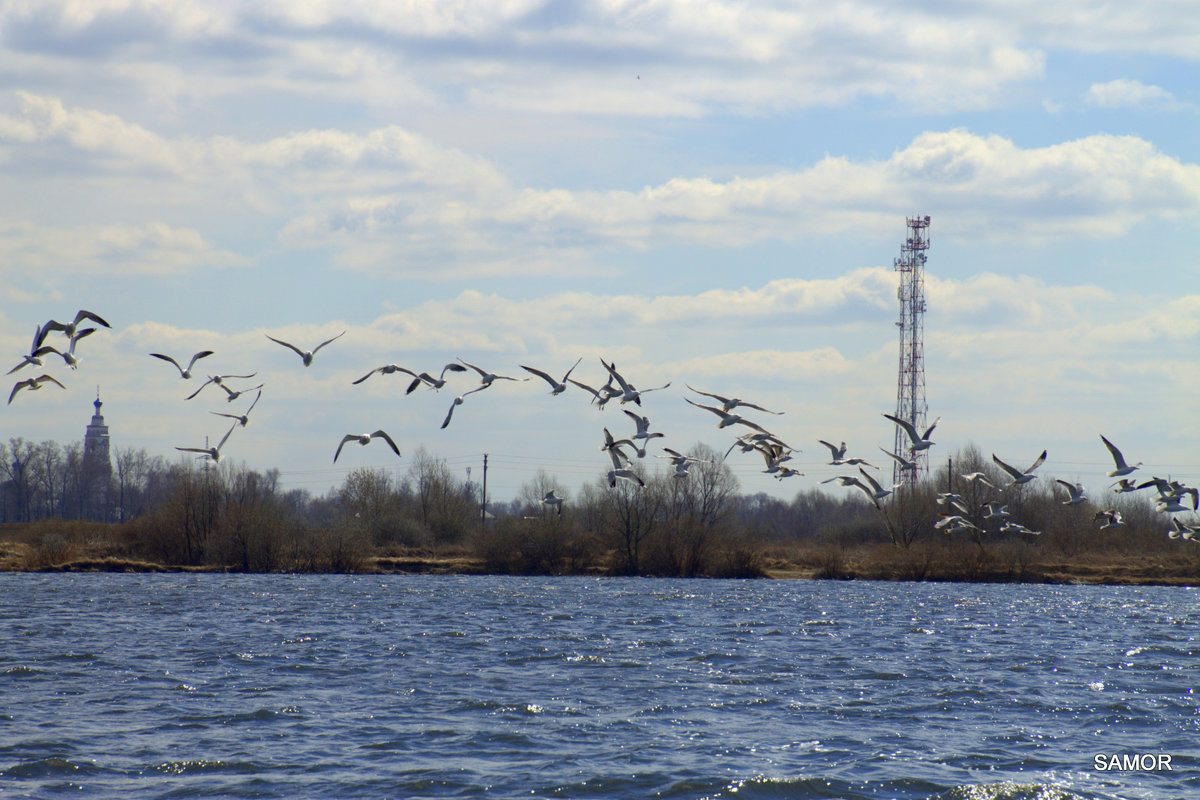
[1,437,1196,578]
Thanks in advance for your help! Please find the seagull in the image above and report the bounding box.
[1167,517,1199,540]
[856,467,898,501]
[1100,435,1141,477]
[7,324,59,375]
[405,363,469,393]
[540,491,564,514]
[352,363,419,385]
[218,381,264,404]
[992,449,1047,487]
[1055,479,1087,505]
[522,357,582,395]
[42,309,111,339]
[1094,509,1125,529]
[175,423,237,463]
[623,409,665,442]
[1000,521,1041,536]
[879,447,918,471]
[187,372,258,401]
[56,327,96,370]
[936,492,969,516]
[755,441,794,475]
[8,373,66,404]
[981,501,1010,520]
[960,472,994,489]
[567,377,619,408]
[1138,477,1199,512]
[334,430,401,463]
[1110,478,1142,494]
[935,515,977,535]
[150,350,214,379]
[440,385,489,429]
[211,389,262,427]
[818,439,874,467]
[606,447,644,488]
[883,413,939,452]
[686,397,769,434]
[266,331,345,367]
[601,358,670,406]
[657,447,706,478]
[458,358,527,389]
[685,385,783,415]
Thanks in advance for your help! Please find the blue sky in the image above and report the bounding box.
[2,1,1197,506]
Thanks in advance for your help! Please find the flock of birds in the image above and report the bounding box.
[6,310,1199,541]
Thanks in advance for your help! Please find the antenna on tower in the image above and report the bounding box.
[891,214,930,487]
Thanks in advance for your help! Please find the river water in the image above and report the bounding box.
[0,574,1196,799]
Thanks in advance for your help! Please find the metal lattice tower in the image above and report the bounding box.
[892,215,930,487]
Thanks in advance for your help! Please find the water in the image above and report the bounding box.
[0,575,1196,799]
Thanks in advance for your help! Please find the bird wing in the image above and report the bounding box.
[151,353,185,374]
[521,365,559,388]
[75,309,111,329]
[1099,435,1127,470]
[216,423,237,451]
[685,397,725,419]
[245,390,262,414]
[991,454,1022,479]
[439,362,468,379]
[739,400,783,415]
[560,357,583,382]
[441,398,462,429]
[312,331,346,354]
[1026,449,1048,473]
[371,430,401,457]
[186,351,214,370]
[334,434,357,462]
[883,413,920,443]
[457,358,488,379]
[266,335,305,357]
[686,385,727,403]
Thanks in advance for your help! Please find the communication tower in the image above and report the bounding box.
[891,215,930,487]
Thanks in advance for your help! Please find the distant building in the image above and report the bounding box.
[82,391,113,521]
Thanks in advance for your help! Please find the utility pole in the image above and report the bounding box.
[480,453,488,530]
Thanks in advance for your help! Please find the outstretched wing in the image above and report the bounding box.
[371,430,401,458]
[266,335,305,357]
[312,331,346,354]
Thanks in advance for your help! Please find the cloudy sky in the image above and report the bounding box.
[2,1,1197,506]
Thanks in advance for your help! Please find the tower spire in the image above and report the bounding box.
[891,214,930,487]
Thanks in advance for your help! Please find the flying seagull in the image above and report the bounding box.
[992,449,1047,487]
[334,430,401,463]
[883,413,939,452]
[405,363,469,393]
[8,374,66,404]
[1055,479,1087,505]
[521,357,582,395]
[43,309,111,339]
[266,331,345,367]
[1100,435,1141,478]
[211,389,262,427]
[685,397,770,434]
[150,350,214,379]
[685,385,783,415]
[176,423,237,463]
[187,372,258,401]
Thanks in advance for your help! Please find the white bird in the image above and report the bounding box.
[1100,435,1141,478]
[754,441,793,475]
[602,359,670,406]
[1167,518,1199,540]
[605,447,644,488]
[150,350,214,379]
[883,413,939,451]
[856,467,897,501]
[1000,521,1041,536]
[1093,509,1125,529]
[879,447,918,471]
[521,357,582,395]
[458,358,527,389]
[43,309,111,339]
[187,372,258,401]
[818,439,874,467]
[334,430,401,463]
[405,363,469,393]
[8,373,66,404]
[685,385,783,415]
[440,385,489,429]
[686,398,769,434]
[1055,479,1087,505]
[176,423,237,463]
[1110,478,1141,494]
[981,501,1010,520]
[936,492,969,515]
[7,324,62,375]
[961,472,995,489]
[992,449,1047,487]
[211,389,262,427]
[352,363,419,385]
[622,409,665,442]
[935,515,977,534]
[540,491,564,514]
[266,331,345,367]
[218,381,264,404]
[567,377,619,408]
[57,327,96,370]
[657,447,706,478]
[1139,477,1199,512]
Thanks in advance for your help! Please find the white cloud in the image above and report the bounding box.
[1084,79,1186,111]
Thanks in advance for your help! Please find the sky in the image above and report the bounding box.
[1,1,1198,509]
